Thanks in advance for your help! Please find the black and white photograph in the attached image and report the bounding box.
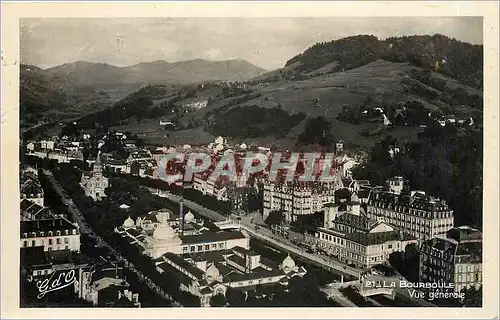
[1,1,499,318]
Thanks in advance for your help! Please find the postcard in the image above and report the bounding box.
[1,1,498,319]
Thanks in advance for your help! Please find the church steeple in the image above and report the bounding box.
[94,151,103,175]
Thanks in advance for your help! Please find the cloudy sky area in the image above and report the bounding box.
[21,17,482,70]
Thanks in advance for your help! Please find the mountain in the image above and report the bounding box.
[275,34,483,89]
[45,58,267,87]
[20,64,69,128]
[20,58,266,130]
[78,34,482,148]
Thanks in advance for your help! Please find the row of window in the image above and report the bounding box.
[22,237,71,247]
[22,229,76,238]
[230,277,276,287]
[456,264,482,273]
[455,273,481,283]
[181,242,225,253]
[369,206,453,219]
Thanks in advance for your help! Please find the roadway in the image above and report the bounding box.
[42,169,183,306]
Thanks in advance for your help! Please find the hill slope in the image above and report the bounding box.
[256,34,482,90]
[52,34,484,148]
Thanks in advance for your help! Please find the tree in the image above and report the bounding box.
[209,294,227,307]
[297,116,334,147]
[463,286,482,307]
[225,288,246,306]
[265,210,284,226]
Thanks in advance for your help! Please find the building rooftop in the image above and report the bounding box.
[157,262,194,286]
[162,252,205,280]
[180,231,246,245]
[223,269,284,283]
[21,217,77,236]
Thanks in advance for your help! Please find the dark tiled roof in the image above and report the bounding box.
[334,212,376,231]
[21,179,44,196]
[162,252,204,279]
[226,254,246,267]
[455,242,482,262]
[183,249,232,262]
[259,257,278,269]
[157,262,194,286]
[347,230,416,246]
[369,190,451,213]
[341,178,354,187]
[180,231,246,244]
[200,286,213,294]
[20,218,77,236]
[231,246,252,256]
[357,189,371,199]
[20,200,53,219]
[223,269,284,283]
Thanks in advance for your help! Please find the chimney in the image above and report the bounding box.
[179,199,184,235]
[132,293,139,303]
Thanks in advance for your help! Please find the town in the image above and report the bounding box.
[19,128,482,307]
[15,16,485,310]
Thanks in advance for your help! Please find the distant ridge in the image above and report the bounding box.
[43,58,268,86]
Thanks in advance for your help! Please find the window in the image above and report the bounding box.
[182,247,188,253]
[40,232,44,237]
[65,230,69,235]
[48,247,52,252]
[49,239,53,245]
[205,245,210,250]
[31,240,36,247]
[65,246,69,250]
[197,245,203,251]
[56,231,61,236]
[48,231,53,236]
[56,238,61,245]
[64,238,69,244]
[23,241,27,247]
[23,233,27,238]
[388,244,393,249]
[190,246,195,252]
[211,244,217,249]
[218,243,224,249]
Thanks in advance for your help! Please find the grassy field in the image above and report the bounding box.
[125,60,429,148]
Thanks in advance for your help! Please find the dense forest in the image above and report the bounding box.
[285,34,483,89]
[20,65,68,128]
[207,105,306,139]
[352,123,483,229]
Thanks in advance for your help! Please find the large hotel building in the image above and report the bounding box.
[366,177,454,240]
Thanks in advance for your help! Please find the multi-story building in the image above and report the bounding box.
[80,152,109,201]
[20,167,44,206]
[366,176,454,240]
[419,226,482,294]
[193,173,229,201]
[127,149,153,165]
[20,217,81,253]
[263,179,342,223]
[305,199,417,268]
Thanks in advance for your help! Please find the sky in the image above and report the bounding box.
[20,17,483,71]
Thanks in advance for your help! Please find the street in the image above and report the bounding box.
[42,170,183,306]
